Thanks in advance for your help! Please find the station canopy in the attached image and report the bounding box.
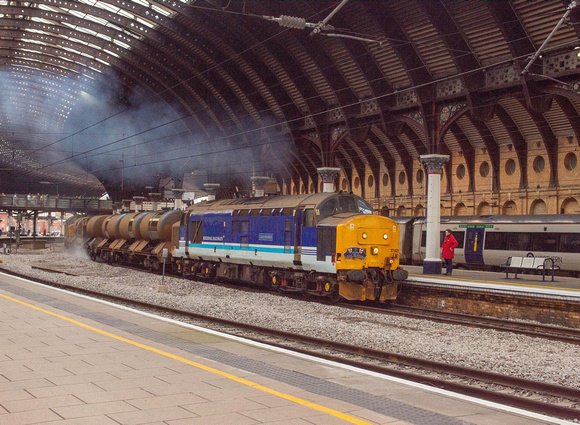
[0,1,579,199]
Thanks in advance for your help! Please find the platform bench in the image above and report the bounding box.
[499,256,560,281]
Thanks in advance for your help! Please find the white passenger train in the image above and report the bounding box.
[392,215,580,273]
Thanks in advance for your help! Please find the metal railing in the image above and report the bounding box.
[0,195,113,213]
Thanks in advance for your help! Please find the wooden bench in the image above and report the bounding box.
[500,256,560,281]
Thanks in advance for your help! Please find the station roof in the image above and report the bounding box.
[0,1,579,200]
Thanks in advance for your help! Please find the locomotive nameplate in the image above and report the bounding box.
[344,247,366,260]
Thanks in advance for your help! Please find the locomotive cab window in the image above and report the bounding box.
[357,199,373,215]
[339,196,356,213]
[319,199,337,219]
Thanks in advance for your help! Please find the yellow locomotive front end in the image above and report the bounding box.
[335,214,408,302]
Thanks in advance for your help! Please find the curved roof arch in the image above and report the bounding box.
[0,1,579,199]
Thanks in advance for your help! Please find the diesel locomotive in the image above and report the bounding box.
[74,192,408,302]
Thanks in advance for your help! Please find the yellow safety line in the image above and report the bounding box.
[0,292,372,425]
[409,273,580,292]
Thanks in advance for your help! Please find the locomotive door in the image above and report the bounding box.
[464,227,484,265]
[293,207,304,266]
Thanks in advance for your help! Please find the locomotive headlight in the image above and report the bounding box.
[383,233,388,240]
[362,232,367,239]
[372,247,379,255]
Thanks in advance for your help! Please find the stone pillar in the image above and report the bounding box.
[122,199,132,213]
[317,167,340,193]
[133,196,145,212]
[250,176,270,197]
[149,193,161,211]
[420,154,450,275]
[203,183,220,201]
[172,189,185,210]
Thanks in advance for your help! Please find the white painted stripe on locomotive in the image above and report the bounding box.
[177,245,336,273]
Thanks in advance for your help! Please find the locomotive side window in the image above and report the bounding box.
[485,232,507,250]
[319,199,337,218]
[532,233,559,251]
[189,221,202,244]
[561,233,580,253]
[303,208,315,227]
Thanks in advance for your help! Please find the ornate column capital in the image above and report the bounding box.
[420,154,450,173]
[317,167,341,182]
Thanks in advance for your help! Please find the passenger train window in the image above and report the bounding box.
[561,233,580,253]
[281,208,294,216]
[421,230,464,248]
[453,232,465,249]
[532,233,558,251]
[319,199,337,218]
[485,232,507,250]
[249,209,260,217]
[507,233,531,251]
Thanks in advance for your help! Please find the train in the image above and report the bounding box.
[67,192,409,303]
[392,214,580,273]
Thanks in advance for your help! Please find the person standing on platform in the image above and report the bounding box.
[441,229,458,275]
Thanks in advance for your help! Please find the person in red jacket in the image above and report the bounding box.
[441,229,458,275]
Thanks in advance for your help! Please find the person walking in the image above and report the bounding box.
[441,229,458,275]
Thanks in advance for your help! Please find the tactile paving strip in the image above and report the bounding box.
[0,280,472,425]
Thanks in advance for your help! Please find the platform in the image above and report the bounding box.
[404,265,580,299]
[0,272,568,425]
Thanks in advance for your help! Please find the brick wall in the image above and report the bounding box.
[396,284,580,327]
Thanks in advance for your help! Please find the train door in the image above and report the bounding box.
[464,227,484,264]
[293,207,304,265]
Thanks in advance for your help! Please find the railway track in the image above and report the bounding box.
[346,304,580,345]
[1,266,580,420]
[22,262,580,346]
